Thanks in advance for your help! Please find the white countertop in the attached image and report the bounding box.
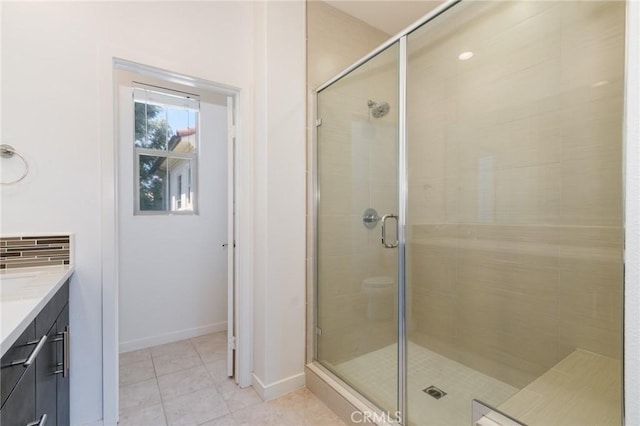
[0,265,74,357]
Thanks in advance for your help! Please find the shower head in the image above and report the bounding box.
[367,100,390,118]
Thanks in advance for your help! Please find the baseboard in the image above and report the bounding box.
[252,371,306,401]
[119,322,227,353]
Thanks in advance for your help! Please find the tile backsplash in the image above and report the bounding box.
[0,235,71,269]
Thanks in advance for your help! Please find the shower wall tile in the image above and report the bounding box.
[458,328,558,387]
[318,174,370,216]
[407,177,447,224]
[370,178,398,218]
[560,145,622,227]
[409,223,622,387]
[307,1,389,90]
[494,163,562,224]
[412,290,458,346]
[560,2,626,89]
[317,288,396,364]
[557,246,623,359]
[317,215,368,258]
[318,254,368,298]
[310,1,400,366]
[410,243,456,295]
[455,244,560,303]
[443,169,480,223]
[499,111,562,169]
[457,240,560,381]
[405,0,624,388]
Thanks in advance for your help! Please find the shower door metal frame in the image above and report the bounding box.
[397,35,408,422]
[311,0,634,425]
[312,1,461,423]
[314,0,461,93]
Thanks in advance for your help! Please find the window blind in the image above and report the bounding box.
[133,86,199,111]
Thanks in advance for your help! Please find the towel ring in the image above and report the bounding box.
[1,144,30,185]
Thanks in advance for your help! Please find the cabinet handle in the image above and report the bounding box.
[53,327,69,377]
[22,335,48,368]
[26,413,47,426]
[64,326,69,376]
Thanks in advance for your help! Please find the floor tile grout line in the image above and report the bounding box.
[121,385,341,425]
[195,404,233,426]
[118,378,163,417]
[118,348,152,367]
[162,383,232,425]
[156,363,224,424]
[153,354,205,379]
[160,396,170,426]
[120,333,267,424]
[156,361,215,403]
[119,343,201,417]
[151,351,160,379]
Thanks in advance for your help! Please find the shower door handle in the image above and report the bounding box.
[381,214,398,248]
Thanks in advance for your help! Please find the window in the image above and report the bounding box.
[133,86,199,214]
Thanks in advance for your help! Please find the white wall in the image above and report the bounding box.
[2,0,308,422]
[1,2,255,423]
[625,1,640,424]
[252,0,307,399]
[118,95,228,351]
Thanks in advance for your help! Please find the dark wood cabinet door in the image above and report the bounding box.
[56,304,70,426]
[0,365,36,426]
[1,322,35,409]
[35,323,57,426]
[2,280,70,426]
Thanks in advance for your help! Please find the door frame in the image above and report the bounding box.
[101,58,252,424]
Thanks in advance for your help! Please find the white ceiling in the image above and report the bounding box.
[323,1,443,35]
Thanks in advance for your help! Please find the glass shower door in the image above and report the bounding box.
[315,42,400,417]
[405,1,625,425]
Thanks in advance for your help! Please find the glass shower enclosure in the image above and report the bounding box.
[314,1,625,425]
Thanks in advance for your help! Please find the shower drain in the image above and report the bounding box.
[423,385,447,400]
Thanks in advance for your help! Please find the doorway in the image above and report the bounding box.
[114,65,239,423]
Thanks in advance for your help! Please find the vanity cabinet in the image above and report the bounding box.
[0,365,36,425]
[0,280,70,426]
[0,321,36,425]
[55,304,70,425]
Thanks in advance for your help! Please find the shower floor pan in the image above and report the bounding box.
[333,341,518,426]
[333,343,620,426]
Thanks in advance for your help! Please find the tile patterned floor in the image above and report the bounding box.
[334,342,519,426]
[119,332,345,426]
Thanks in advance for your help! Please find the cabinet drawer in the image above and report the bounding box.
[0,322,35,409]
[0,362,36,426]
[36,280,69,337]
